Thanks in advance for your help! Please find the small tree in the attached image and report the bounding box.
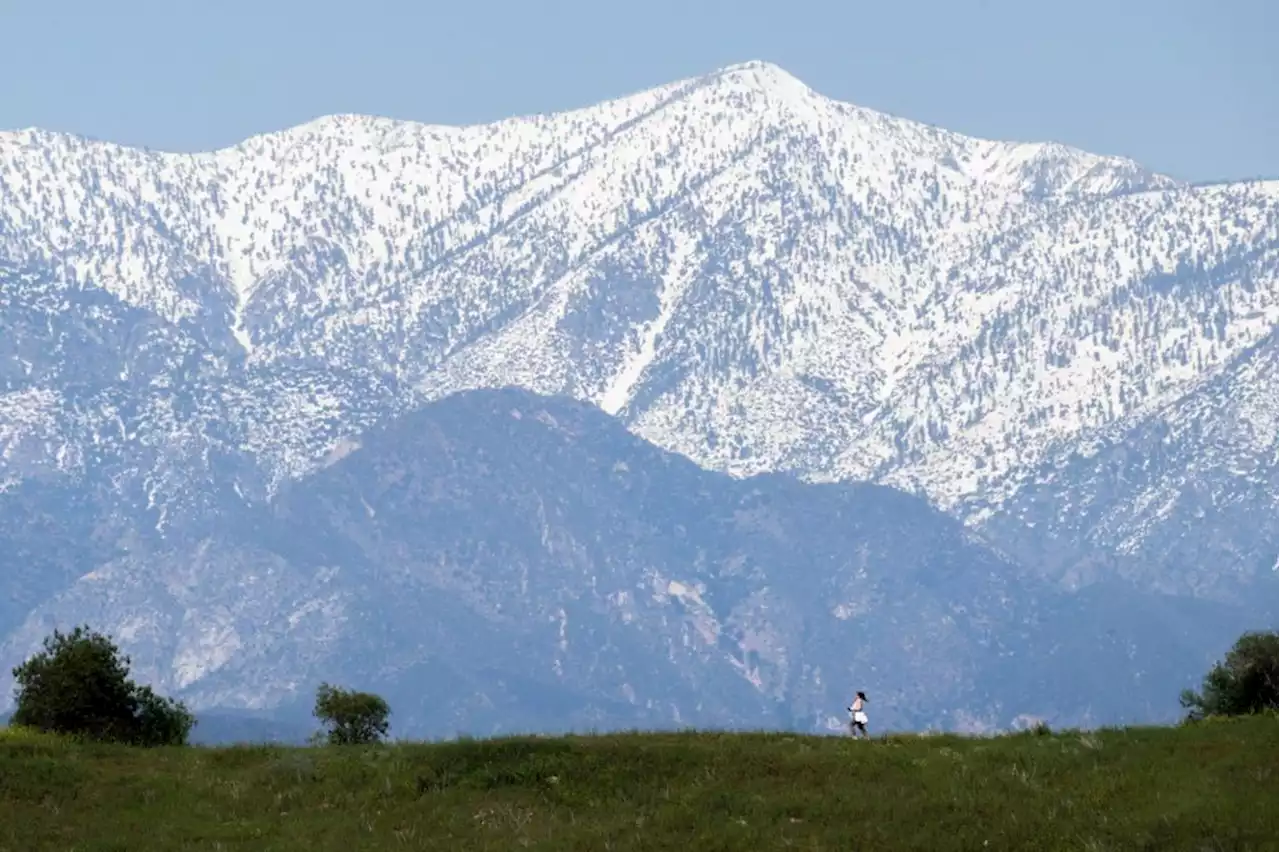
[313,682,391,745]
[133,683,197,747]
[1180,630,1279,721]
[11,625,195,746]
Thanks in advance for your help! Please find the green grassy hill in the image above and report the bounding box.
[2,716,1275,851]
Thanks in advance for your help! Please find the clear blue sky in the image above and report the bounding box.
[2,0,1275,180]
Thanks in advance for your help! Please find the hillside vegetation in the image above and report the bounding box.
[1,716,1275,851]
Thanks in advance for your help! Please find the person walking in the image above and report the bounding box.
[848,691,869,739]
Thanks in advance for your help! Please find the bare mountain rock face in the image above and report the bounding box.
[1,61,1275,737]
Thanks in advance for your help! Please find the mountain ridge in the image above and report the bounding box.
[1,60,1188,172]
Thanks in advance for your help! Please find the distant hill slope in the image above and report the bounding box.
[1,389,1262,736]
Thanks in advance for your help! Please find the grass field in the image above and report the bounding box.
[1,716,1275,851]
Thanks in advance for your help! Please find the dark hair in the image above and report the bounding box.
[857,691,867,701]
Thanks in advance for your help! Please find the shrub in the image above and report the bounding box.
[1180,630,1278,721]
[133,684,197,747]
[10,625,195,746]
[313,682,390,745]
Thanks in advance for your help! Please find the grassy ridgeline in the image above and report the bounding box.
[1,717,1275,851]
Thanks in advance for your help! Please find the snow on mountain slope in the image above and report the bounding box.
[844,180,1278,508]
[0,61,1179,368]
[978,329,1279,607]
[0,59,1273,595]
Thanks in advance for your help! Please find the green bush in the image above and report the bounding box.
[1180,629,1278,721]
[312,682,390,745]
[10,625,195,746]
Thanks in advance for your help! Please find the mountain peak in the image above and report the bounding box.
[702,60,819,109]
[708,59,806,85]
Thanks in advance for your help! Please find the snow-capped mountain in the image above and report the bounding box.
[1,60,1275,733]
